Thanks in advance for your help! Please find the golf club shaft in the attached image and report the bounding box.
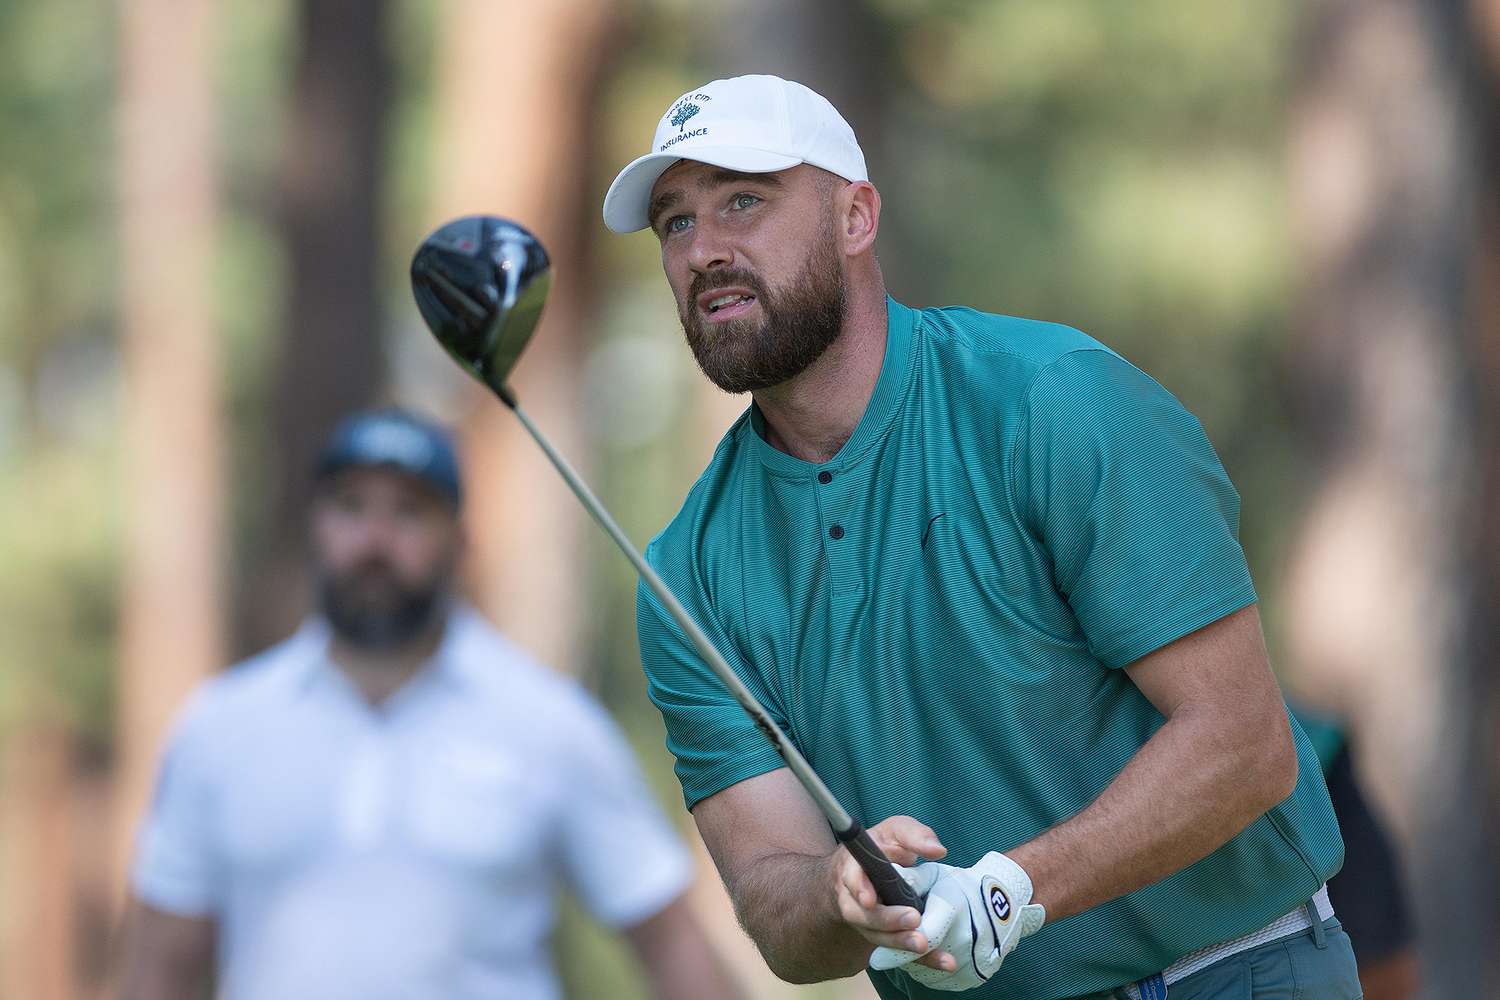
[502,391,922,912]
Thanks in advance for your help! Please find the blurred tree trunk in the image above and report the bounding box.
[239,0,393,652]
[0,722,75,1000]
[1283,0,1499,993]
[423,0,619,675]
[711,0,891,157]
[1459,0,1500,994]
[112,0,225,901]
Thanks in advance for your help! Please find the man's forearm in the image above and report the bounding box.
[625,896,747,1000]
[724,847,874,983]
[1009,701,1296,923]
[118,966,203,1000]
[114,901,216,1000]
[692,771,943,986]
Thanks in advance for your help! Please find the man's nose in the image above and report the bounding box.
[349,511,399,552]
[685,219,733,273]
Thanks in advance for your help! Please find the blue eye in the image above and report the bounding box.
[732,193,760,210]
[665,216,692,234]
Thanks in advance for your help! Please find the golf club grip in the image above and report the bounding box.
[842,825,924,911]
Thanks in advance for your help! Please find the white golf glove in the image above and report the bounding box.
[868,851,1046,992]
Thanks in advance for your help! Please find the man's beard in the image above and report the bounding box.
[318,558,449,651]
[679,215,848,394]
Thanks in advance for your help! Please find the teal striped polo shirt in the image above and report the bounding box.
[636,298,1344,999]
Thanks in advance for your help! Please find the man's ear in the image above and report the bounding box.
[839,180,881,257]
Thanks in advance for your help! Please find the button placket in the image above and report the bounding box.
[339,727,392,848]
[814,468,862,597]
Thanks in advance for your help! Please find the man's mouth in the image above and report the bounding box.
[698,289,758,321]
[341,566,400,595]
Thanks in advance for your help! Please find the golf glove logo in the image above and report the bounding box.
[989,884,1010,921]
[869,851,1045,992]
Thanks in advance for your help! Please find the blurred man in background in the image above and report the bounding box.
[116,408,739,1000]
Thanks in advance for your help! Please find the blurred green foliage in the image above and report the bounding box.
[0,0,118,735]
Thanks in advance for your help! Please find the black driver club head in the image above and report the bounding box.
[410,215,552,401]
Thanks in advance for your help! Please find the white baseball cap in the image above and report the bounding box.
[602,74,868,234]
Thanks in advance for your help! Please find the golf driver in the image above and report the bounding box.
[410,214,923,913]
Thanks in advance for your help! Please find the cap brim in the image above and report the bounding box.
[602,146,802,233]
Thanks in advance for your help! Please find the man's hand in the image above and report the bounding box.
[831,816,960,973]
[869,852,1045,991]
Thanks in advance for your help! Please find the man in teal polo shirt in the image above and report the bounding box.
[603,74,1360,999]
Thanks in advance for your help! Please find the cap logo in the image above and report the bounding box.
[669,100,701,132]
[659,94,712,152]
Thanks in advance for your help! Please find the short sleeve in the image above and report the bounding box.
[129,690,224,916]
[1010,349,1258,668]
[554,694,694,928]
[635,563,788,810]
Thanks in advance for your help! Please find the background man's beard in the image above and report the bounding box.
[680,221,848,394]
[318,561,449,651]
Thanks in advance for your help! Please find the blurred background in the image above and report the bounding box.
[1,0,1497,997]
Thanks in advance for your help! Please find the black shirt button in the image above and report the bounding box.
[817,471,832,484]
[829,524,844,540]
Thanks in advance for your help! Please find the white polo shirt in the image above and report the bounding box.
[132,606,694,1000]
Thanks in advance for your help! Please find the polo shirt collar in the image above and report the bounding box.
[294,605,473,700]
[747,296,917,477]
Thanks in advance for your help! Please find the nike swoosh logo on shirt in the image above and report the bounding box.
[921,513,945,550]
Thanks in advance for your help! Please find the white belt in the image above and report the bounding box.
[1122,886,1334,999]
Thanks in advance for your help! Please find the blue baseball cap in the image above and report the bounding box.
[315,409,462,509]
